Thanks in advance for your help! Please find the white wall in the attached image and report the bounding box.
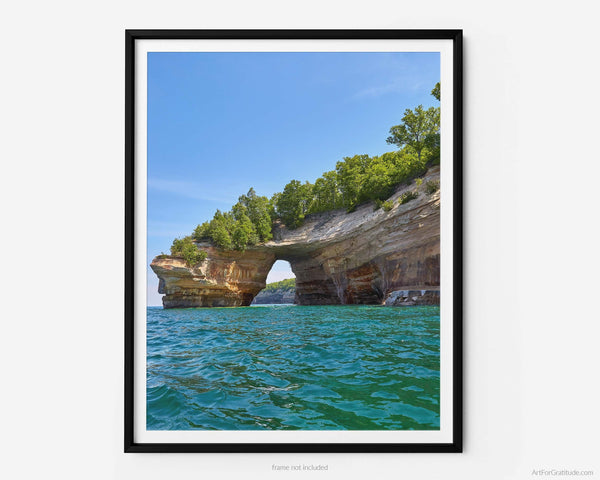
[1,1,598,478]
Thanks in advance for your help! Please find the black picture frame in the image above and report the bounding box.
[125,29,463,453]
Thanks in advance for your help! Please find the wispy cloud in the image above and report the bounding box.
[352,79,423,100]
[148,178,237,204]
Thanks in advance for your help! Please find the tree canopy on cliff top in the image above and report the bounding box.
[192,188,273,250]
[170,83,440,252]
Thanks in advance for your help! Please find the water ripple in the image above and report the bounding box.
[147,305,440,430]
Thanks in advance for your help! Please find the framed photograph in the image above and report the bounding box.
[125,29,463,453]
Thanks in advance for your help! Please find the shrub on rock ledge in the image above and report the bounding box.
[170,236,207,266]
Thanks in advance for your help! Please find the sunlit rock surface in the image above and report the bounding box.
[151,167,440,308]
[151,248,275,308]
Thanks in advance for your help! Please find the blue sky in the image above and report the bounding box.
[147,51,439,305]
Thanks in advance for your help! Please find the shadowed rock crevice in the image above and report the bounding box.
[151,167,441,308]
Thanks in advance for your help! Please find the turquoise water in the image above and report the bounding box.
[147,305,440,430]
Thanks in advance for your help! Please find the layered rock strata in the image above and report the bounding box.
[151,167,441,308]
[151,247,275,307]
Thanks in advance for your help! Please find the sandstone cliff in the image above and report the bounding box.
[151,166,440,308]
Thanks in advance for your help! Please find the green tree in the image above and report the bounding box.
[309,170,340,213]
[425,82,441,164]
[262,277,296,293]
[207,209,234,250]
[193,221,211,241]
[358,154,397,202]
[275,180,313,229]
[335,154,371,208]
[389,148,428,183]
[386,105,439,162]
[268,192,281,221]
[431,82,440,101]
[231,213,258,250]
[170,236,207,266]
[192,192,274,251]
[236,188,273,242]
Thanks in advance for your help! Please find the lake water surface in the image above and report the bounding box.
[147,304,440,430]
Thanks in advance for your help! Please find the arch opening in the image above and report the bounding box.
[252,260,296,305]
[266,260,295,284]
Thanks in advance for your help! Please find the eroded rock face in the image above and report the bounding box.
[151,247,275,308]
[151,167,440,308]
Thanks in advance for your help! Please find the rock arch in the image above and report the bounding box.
[151,167,441,308]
